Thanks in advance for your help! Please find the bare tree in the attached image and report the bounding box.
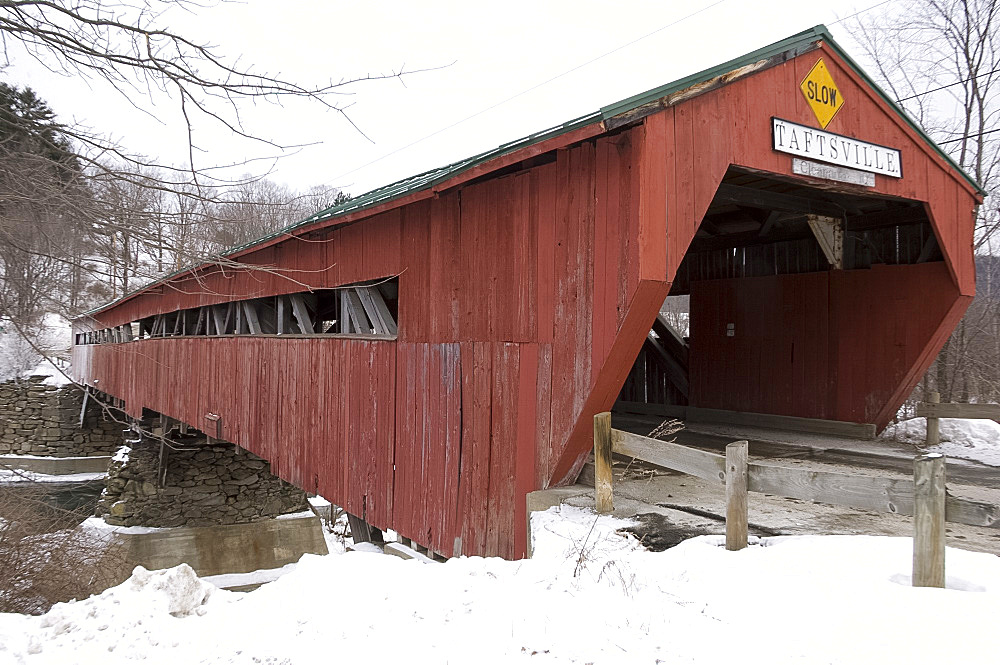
[851,0,1000,406]
[0,1,407,348]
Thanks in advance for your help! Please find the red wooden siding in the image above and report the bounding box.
[688,262,963,428]
[75,129,651,559]
[73,40,980,559]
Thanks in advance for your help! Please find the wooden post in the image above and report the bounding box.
[594,412,613,514]
[926,391,941,446]
[725,440,749,551]
[913,454,946,588]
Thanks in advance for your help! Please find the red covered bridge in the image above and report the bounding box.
[72,27,982,559]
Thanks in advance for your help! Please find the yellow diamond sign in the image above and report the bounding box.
[800,59,844,129]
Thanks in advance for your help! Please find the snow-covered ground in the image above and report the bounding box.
[1,505,997,664]
[0,313,73,384]
[882,417,1000,466]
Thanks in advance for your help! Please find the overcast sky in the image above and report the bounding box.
[5,0,885,199]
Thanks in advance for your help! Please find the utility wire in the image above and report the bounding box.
[829,0,895,25]
[332,0,902,187]
[328,0,730,184]
[896,67,1000,103]
[939,127,1000,145]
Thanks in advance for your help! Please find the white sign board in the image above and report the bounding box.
[792,158,875,187]
[772,117,902,179]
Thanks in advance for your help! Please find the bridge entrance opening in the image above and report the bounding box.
[617,166,944,430]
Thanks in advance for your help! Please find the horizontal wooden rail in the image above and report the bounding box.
[916,401,1000,420]
[612,401,877,439]
[612,430,726,484]
[609,427,1000,529]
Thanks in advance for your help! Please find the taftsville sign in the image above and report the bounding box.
[772,117,902,179]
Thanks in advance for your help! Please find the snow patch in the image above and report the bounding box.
[111,445,131,464]
[125,565,214,616]
[202,562,299,589]
[882,417,1000,466]
[2,507,999,664]
[79,515,170,535]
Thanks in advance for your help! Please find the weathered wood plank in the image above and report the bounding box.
[243,302,262,335]
[594,412,613,514]
[725,440,748,551]
[356,286,398,336]
[747,461,914,514]
[924,392,941,446]
[276,296,287,334]
[613,400,688,419]
[211,306,224,335]
[686,406,877,440]
[611,402,876,439]
[748,460,999,528]
[289,294,314,334]
[610,428,999,528]
[913,455,946,587]
[917,400,1000,420]
[341,290,367,334]
[644,334,689,397]
[611,429,726,484]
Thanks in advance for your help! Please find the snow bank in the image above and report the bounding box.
[3,565,214,660]
[1,507,998,664]
[124,565,214,616]
[882,417,1000,466]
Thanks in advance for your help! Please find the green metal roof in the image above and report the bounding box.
[82,25,983,318]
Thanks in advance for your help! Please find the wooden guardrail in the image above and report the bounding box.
[592,412,1000,588]
[916,391,1000,446]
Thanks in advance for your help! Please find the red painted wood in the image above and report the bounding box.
[73,42,980,560]
[514,344,538,559]
[687,263,963,429]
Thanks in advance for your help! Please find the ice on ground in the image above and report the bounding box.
[0,469,106,484]
[882,417,1000,466]
[1,506,998,664]
[203,562,299,589]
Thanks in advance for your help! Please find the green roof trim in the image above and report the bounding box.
[82,25,983,318]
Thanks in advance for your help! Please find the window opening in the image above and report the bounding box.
[75,277,400,344]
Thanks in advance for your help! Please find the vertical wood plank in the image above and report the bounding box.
[913,454,946,588]
[725,440,749,551]
[593,412,613,514]
[925,391,941,447]
[514,344,539,558]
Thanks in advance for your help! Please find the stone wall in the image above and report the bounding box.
[0,377,122,456]
[96,439,310,527]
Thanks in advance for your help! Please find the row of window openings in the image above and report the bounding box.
[75,281,399,345]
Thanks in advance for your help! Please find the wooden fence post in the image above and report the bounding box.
[725,440,749,551]
[594,412,613,514]
[913,454,946,587]
[925,391,941,447]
